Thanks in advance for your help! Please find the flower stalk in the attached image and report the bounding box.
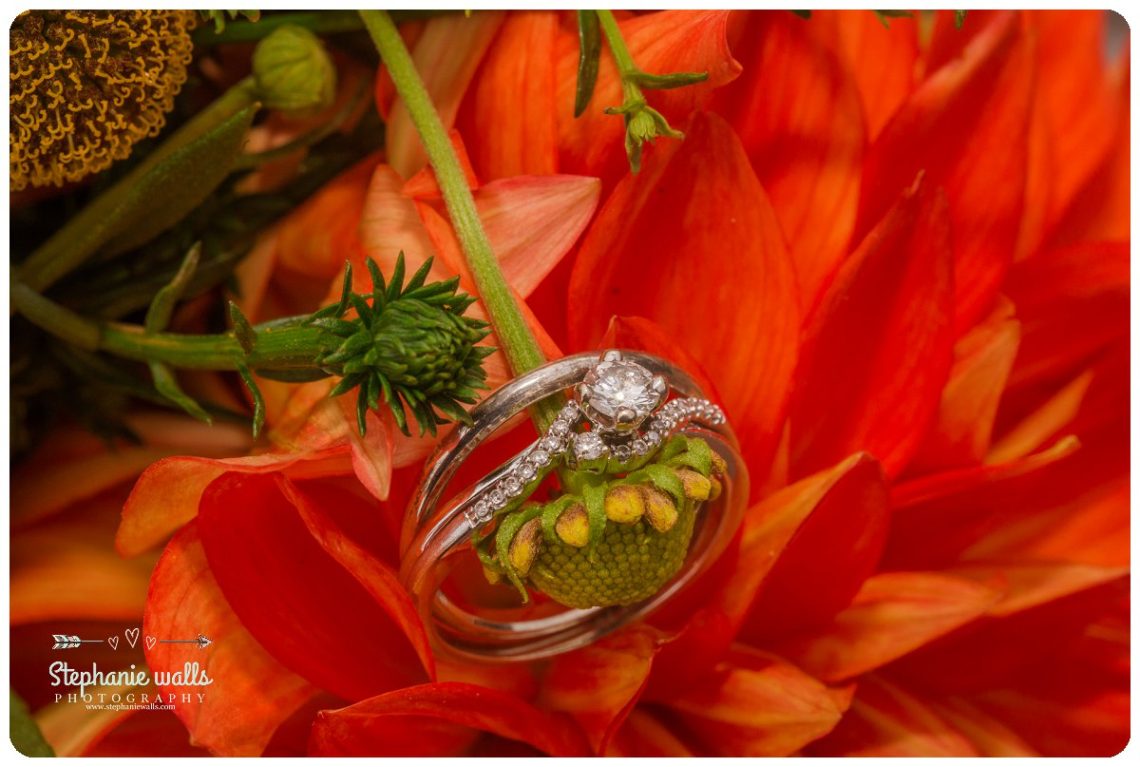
[358,9,562,432]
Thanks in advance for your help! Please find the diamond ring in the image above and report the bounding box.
[399,350,747,662]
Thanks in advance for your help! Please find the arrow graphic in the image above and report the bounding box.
[51,634,104,650]
[159,634,212,649]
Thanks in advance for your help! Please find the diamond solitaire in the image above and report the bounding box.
[577,350,667,433]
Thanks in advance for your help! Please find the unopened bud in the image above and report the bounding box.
[605,484,645,524]
[555,503,590,548]
[675,468,712,501]
[643,486,678,533]
[508,518,543,577]
[252,25,336,116]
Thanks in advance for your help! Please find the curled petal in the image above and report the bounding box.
[309,682,591,756]
[196,473,429,701]
[540,626,661,754]
[144,525,317,756]
[774,571,1000,683]
[664,647,854,757]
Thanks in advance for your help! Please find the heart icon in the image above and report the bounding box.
[107,636,119,650]
[145,635,157,651]
[124,627,140,648]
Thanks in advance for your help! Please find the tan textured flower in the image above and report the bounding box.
[9,10,196,190]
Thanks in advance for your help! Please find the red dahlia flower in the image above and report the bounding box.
[14,9,1127,757]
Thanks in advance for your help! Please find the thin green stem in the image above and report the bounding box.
[359,9,561,432]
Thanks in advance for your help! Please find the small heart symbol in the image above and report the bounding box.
[124,627,140,648]
[145,635,157,651]
[107,636,119,650]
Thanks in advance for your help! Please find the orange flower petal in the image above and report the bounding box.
[540,625,661,754]
[309,682,591,756]
[741,452,888,641]
[568,111,798,482]
[664,646,854,756]
[945,561,1127,618]
[196,473,429,701]
[1004,241,1129,392]
[809,10,919,140]
[116,448,350,557]
[144,525,317,755]
[987,368,1092,464]
[12,492,154,623]
[884,438,1079,570]
[384,12,504,178]
[809,674,980,756]
[1021,11,1126,251]
[774,571,1000,683]
[282,477,435,678]
[858,11,1033,333]
[925,698,1036,756]
[606,709,694,757]
[554,10,741,186]
[789,179,953,480]
[908,298,1021,471]
[457,11,559,179]
[714,10,865,307]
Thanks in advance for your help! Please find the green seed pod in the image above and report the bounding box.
[252,24,336,116]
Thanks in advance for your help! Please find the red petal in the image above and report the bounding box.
[664,647,853,756]
[789,179,953,480]
[1021,11,1126,251]
[945,561,1127,618]
[714,10,865,308]
[539,626,660,754]
[606,709,694,756]
[457,12,559,179]
[116,448,350,557]
[282,478,435,677]
[652,453,886,685]
[987,368,1092,464]
[741,453,888,642]
[858,12,1032,333]
[908,298,1021,471]
[1003,241,1129,392]
[144,525,317,755]
[774,571,1000,682]
[568,111,798,482]
[554,10,741,186]
[309,682,591,756]
[809,674,980,756]
[809,11,920,140]
[384,12,504,177]
[196,473,429,701]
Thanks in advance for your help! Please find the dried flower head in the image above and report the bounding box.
[9,10,197,191]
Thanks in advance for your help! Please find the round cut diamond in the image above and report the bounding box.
[573,431,606,462]
[530,448,551,466]
[580,358,663,431]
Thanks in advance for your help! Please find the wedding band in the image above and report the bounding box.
[399,350,748,662]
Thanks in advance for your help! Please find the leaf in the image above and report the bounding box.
[10,689,55,756]
[574,10,602,117]
[955,10,968,28]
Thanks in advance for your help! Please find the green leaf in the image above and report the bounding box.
[102,104,260,255]
[790,10,812,19]
[631,70,708,90]
[18,90,258,292]
[574,10,602,117]
[10,689,54,757]
[150,362,213,425]
[145,244,201,333]
[236,362,266,437]
[581,482,608,558]
[955,10,969,28]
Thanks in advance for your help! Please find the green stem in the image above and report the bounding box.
[12,280,326,372]
[358,10,561,432]
[596,10,642,97]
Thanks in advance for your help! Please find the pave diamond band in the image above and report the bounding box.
[458,352,725,529]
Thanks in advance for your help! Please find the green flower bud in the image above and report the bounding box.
[252,24,336,116]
